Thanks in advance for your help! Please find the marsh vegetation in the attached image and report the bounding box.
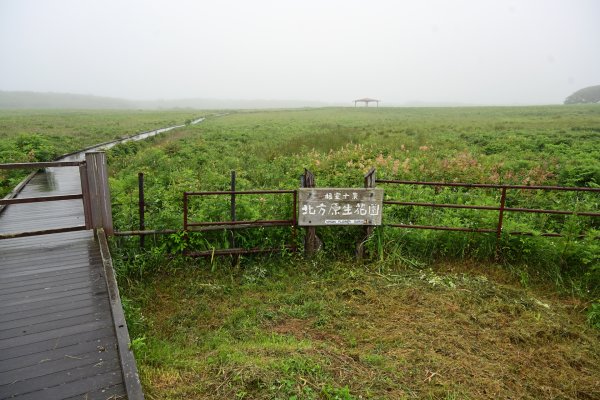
[2,106,599,399]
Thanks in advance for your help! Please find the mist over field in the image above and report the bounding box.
[1,0,599,106]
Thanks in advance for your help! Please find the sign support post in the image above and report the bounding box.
[301,169,322,257]
[357,168,376,260]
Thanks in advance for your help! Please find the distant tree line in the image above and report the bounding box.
[564,85,600,104]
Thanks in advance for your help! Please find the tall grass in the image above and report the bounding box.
[103,106,600,297]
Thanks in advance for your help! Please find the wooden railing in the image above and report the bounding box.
[0,152,113,239]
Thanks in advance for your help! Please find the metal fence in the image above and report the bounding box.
[376,179,600,253]
[183,189,298,257]
[112,169,599,258]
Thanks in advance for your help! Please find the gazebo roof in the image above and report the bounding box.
[354,97,380,102]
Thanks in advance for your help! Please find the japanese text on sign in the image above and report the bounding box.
[298,188,384,226]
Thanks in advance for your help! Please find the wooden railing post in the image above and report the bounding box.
[84,152,114,235]
[79,163,92,229]
[357,168,376,260]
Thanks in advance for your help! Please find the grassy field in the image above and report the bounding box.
[108,106,599,287]
[1,106,599,398]
[103,106,599,399]
[118,258,599,399]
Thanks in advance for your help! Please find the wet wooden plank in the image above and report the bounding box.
[0,252,103,272]
[0,263,101,282]
[0,264,106,281]
[0,161,84,169]
[64,383,127,400]
[0,302,110,332]
[0,166,128,399]
[0,193,83,206]
[2,287,108,311]
[0,326,116,361]
[0,235,92,250]
[0,253,100,270]
[0,277,106,303]
[0,303,111,340]
[17,370,125,400]
[0,269,99,290]
[0,298,106,326]
[0,332,116,373]
[0,345,119,387]
[0,293,104,321]
[0,320,113,350]
[1,366,123,399]
[0,273,101,295]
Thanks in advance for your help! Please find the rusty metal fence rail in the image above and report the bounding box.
[112,170,599,260]
[376,179,600,247]
[183,189,298,257]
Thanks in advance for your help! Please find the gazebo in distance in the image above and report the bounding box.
[354,97,380,107]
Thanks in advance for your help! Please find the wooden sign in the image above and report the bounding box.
[298,188,384,226]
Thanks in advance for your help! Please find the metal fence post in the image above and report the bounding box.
[138,172,145,249]
[495,187,507,260]
[230,170,239,265]
[183,192,189,253]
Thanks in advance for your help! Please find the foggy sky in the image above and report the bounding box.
[1,0,599,105]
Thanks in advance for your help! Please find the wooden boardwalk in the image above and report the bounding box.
[0,166,131,399]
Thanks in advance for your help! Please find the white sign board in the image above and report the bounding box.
[298,188,384,226]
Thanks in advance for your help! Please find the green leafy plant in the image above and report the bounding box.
[587,300,600,329]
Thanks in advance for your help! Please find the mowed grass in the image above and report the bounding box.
[121,257,600,399]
